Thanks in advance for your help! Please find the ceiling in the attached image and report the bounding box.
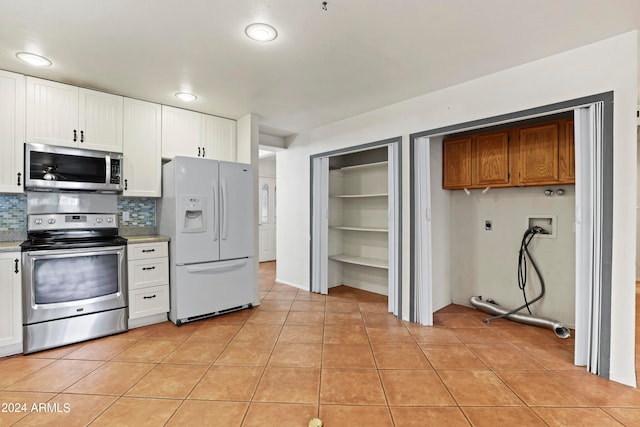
[0,0,638,137]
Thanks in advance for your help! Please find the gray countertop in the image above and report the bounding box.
[0,241,22,253]
[124,235,170,244]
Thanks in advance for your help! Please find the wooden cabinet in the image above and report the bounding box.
[123,98,162,197]
[442,131,509,189]
[0,251,22,357]
[442,118,574,190]
[202,114,237,161]
[162,105,236,161]
[26,77,123,152]
[518,123,559,184]
[442,137,472,189]
[0,70,25,194]
[127,241,170,328]
[474,131,510,186]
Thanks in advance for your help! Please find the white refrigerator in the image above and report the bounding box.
[158,156,254,325]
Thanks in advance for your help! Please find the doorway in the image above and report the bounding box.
[259,155,277,262]
[310,137,402,316]
[410,93,618,381]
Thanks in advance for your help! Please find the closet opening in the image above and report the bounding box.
[310,137,401,316]
[410,92,618,381]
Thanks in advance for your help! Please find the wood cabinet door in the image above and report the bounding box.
[442,137,472,189]
[473,131,509,186]
[78,88,123,152]
[26,77,79,147]
[518,123,559,184]
[559,120,575,183]
[0,70,24,194]
[0,254,22,350]
[161,105,201,159]
[123,98,161,197]
[202,114,236,161]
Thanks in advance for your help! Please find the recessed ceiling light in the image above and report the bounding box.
[245,23,278,42]
[175,92,197,102]
[16,52,51,67]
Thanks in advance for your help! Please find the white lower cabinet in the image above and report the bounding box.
[127,241,169,328]
[0,251,22,356]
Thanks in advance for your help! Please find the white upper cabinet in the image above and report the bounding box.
[202,114,236,162]
[161,105,201,159]
[123,98,162,197]
[162,105,236,161]
[26,77,123,152]
[0,70,25,194]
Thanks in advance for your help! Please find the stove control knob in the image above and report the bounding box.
[34,218,43,225]
[106,218,113,223]
[47,218,56,224]
[96,218,103,224]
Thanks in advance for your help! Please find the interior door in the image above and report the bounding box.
[259,176,277,262]
[219,161,254,260]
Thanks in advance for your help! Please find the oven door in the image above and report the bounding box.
[22,245,127,325]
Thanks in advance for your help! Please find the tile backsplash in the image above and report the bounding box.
[0,194,156,241]
[0,194,27,241]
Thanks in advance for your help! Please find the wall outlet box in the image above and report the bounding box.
[122,211,130,221]
[527,214,557,238]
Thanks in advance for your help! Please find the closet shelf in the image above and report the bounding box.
[329,226,388,233]
[337,161,388,172]
[329,254,388,269]
[330,193,388,198]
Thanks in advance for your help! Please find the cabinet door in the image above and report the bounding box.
[442,137,472,189]
[123,98,161,197]
[26,77,79,147]
[78,88,123,152]
[473,131,509,186]
[161,105,201,159]
[202,114,236,161]
[0,71,25,193]
[559,120,575,183]
[0,254,22,352]
[518,123,559,184]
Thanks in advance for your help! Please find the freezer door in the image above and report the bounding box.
[173,157,220,264]
[170,259,253,322]
[219,162,254,260]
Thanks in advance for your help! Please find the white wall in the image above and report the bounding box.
[449,186,576,326]
[259,156,276,177]
[276,31,637,385]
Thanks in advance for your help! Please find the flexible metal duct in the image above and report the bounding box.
[470,296,571,339]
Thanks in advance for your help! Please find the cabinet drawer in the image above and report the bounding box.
[128,242,168,260]
[127,257,168,290]
[129,285,169,319]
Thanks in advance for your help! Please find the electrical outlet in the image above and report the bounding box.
[122,211,130,221]
[485,220,492,231]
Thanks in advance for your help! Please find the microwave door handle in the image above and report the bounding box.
[213,182,219,241]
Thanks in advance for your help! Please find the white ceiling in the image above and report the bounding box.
[0,0,638,137]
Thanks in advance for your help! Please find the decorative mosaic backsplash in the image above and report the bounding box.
[0,194,155,241]
[117,197,156,227]
[0,194,27,232]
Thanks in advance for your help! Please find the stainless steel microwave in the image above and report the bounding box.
[25,143,123,193]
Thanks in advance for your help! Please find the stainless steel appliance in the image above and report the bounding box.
[21,213,128,354]
[158,156,255,325]
[25,143,123,193]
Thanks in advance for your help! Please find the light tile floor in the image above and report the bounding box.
[1,262,640,426]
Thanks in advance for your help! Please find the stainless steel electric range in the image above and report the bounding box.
[20,213,128,354]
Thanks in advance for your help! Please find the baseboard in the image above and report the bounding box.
[340,282,388,296]
[128,313,168,329]
[0,342,22,357]
[274,278,307,291]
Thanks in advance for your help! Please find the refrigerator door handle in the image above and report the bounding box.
[221,179,229,240]
[186,258,247,273]
[213,182,219,241]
